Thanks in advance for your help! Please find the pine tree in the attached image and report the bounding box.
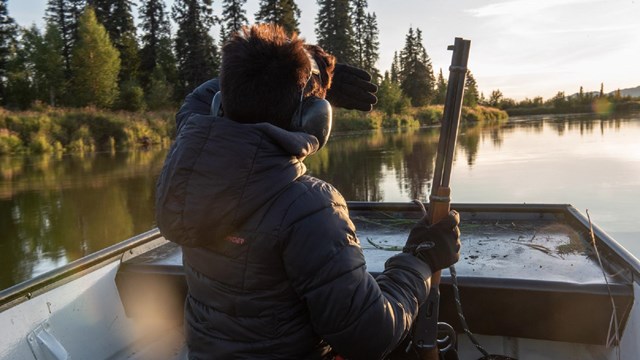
[23,23,65,106]
[139,0,175,91]
[0,0,18,104]
[390,51,399,84]
[70,7,121,108]
[398,27,435,106]
[434,68,447,104]
[221,0,248,41]
[463,71,479,107]
[173,0,219,97]
[45,0,85,79]
[5,28,34,108]
[255,0,300,35]
[361,12,380,81]
[315,0,354,63]
[351,0,367,68]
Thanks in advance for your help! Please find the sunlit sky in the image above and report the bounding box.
[8,0,640,100]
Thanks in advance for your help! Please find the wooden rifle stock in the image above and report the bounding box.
[412,38,470,360]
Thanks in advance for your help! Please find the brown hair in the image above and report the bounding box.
[220,24,335,129]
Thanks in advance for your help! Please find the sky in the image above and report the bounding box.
[7,0,640,100]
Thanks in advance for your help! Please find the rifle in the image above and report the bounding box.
[411,37,471,360]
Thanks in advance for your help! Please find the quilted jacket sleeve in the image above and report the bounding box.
[281,182,432,360]
[176,78,220,131]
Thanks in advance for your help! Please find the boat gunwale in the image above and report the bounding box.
[0,228,163,310]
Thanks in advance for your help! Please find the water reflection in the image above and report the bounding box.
[0,151,167,289]
[1,113,639,289]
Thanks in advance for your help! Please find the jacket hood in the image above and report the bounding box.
[156,116,320,247]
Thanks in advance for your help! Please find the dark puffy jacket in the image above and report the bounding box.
[155,79,433,360]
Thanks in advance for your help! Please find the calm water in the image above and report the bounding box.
[1,113,639,290]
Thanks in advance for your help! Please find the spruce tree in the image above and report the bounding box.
[463,71,479,107]
[0,0,17,104]
[361,12,380,81]
[5,28,34,108]
[315,0,354,63]
[70,7,121,108]
[221,0,248,40]
[255,0,300,35]
[351,0,367,68]
[434,68,447,105]
[139,0,175,91]
[45,0,85,79]
[173,0,219,97]
[23,23,65,106]
[390,51,399,84]
[399,27,435,106]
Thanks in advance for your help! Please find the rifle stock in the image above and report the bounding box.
[412,38,470,360]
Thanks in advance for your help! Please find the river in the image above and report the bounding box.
[1,113,639,290]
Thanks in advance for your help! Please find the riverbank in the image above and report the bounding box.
[332,105,508,132]
[0,107,175,155]
[0,105,508,155]
[504,99,640,117]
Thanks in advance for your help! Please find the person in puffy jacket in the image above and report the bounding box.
[155,23,461,360]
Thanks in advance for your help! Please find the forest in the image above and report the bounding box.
[0,0,510,155]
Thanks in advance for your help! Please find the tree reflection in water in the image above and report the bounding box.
[2,113,639,289]
[0,150,167,289]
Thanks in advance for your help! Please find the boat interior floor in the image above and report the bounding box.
[115,206,635,349]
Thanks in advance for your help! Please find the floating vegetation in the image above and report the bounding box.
[366,238,403,251]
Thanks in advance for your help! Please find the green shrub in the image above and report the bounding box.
[29,132,54,154]
[414,106,443,125]
[117,82,146,112]
[333,109,380,131]
[382,114,419,128]
[0,130,23,154]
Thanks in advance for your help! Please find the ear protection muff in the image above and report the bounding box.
[290,96,332,149]
[289,49,332,148]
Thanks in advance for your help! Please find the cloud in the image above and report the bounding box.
[467,0,602,17]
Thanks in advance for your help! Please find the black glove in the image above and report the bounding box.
[403,210,461,272]
[326,63,378,111]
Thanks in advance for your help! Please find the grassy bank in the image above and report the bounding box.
[1,104,509,155]
[504,100,640,117]
[333,105,508,132]
[0,107,174,155]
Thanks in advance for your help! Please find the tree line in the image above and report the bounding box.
[0,0,481,114]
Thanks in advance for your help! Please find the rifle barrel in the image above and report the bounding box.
[414,37,471,360]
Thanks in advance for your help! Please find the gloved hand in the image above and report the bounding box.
[326,63,378,111]
[403,210,461,272]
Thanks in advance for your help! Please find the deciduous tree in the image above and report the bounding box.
[91,0,139,84]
